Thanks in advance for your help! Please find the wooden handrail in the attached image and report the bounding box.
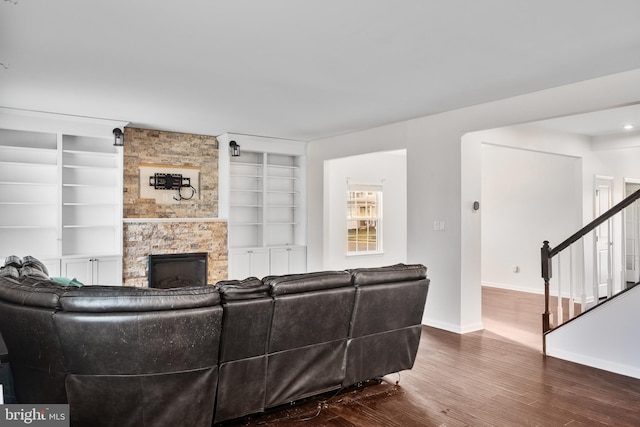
[549,188,640,258]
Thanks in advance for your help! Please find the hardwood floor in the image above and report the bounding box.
[218,287,640,426]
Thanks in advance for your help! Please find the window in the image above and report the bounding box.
[347,185,382,254]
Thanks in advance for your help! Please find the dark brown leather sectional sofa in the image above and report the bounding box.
[0,260,429,426]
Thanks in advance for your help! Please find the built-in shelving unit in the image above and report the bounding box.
[219,133,307,279]
[0,116,125,284]
[61,135,121,256]
[0,129,59,257]
[229,152,302,248]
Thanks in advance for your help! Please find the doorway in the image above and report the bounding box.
[594,176,613,298]
[624,180,640,287]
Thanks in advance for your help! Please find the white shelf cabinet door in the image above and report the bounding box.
[42,259,61,278]
[228,248,269,280]
[269,246,306,276]
[61,258,93,285]
[61,256,122,286]
[94,256,122,286]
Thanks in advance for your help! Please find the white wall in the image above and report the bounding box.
[480,145,580,293]
[323,150,407,270]
[546,284,640,379]
[592,145,640,198]
[307,68,640,334]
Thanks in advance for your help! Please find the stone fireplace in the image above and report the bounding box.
[123,219,227,287]
[122,128,228,287]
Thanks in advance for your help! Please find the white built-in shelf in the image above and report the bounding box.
[0,161,57,168]
[62,225,114,229]
[267,176,299,180]
[62,183,115,188]
[0,225,57,229]
[0,144,56,151]
[0,202,56,206]
[62,164,116,170]
[62,149,117,157]
[231,173,263,178]
[63,202,116,206]
[0,181,56,186]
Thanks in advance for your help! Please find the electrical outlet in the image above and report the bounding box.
[433,220,446,231]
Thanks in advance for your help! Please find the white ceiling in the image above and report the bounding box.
[530,103,640,137]
[1,0,640,141]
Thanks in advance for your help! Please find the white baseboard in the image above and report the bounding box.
[482,281,544,295]
[422,317,484,334]
[546,348,640,380]
[482,281,596,303]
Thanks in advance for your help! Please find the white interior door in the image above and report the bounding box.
[625,182,640,285]
[595,177,613,299]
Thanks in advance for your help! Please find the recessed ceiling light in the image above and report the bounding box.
[623,124,634,130]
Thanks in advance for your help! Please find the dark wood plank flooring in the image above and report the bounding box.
[218,287,640,426]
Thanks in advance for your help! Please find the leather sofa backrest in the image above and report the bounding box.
[348,264,429,338]
[216,277,273,362]
[55,306,222,376]
[0,276,68,403]
[264,271,354,353]
[214,277,273,422]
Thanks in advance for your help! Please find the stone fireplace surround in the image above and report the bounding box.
[123,219,227,287]
[122,128,227,287]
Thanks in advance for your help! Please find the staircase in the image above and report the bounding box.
[540,188,640,377]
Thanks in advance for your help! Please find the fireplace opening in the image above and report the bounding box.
[148,252,208,289]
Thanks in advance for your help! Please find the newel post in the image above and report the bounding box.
[541,240,552,353]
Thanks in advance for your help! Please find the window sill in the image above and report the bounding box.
[346,251,384,257]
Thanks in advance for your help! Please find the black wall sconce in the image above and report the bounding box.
[229,140,240,157]
[113,128,124,147]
